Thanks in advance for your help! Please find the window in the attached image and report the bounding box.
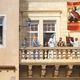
[43,20,56,47]
[20,20,39,47]
[0,16,6,47]
[29,20,39,47]
[0,16,4,44]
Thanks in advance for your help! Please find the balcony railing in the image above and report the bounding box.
[19,47,80,64]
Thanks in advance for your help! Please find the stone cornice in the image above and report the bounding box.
[27,0,80,2]
[27,0,67,2]
[20,10,62,13]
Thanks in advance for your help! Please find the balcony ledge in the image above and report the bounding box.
[20,59,80,65]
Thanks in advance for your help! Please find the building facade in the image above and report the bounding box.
[0,0,80,80]
[0,0,19,80]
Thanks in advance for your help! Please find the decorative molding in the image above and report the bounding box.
[54,65,60,77]
[66,65,73,77]
[20,10,62,13]
[0,65,16,72]
[27,0,67,2]
[41,65,46,77]
[28,65,32,78]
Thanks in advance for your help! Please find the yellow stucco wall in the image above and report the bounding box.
[0,0,19,80]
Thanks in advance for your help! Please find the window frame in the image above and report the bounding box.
[43,20,56,47]
[0,15,6,48]
[29,20,39,47]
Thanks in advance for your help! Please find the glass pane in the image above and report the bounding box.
[31,24,38,31]
[43,20,56,31]
[0,26,3,44]
[52,27,55,31]
[29,33,38,47]
[0,16,4,24]
[48,25,52,31]
[30,33,38,41]
[30,20,38,31]
[43,24,47,31]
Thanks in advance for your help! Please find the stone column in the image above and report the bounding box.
[54,65,59,77]
[67,65,73,77]
[28,65,32,78]
[41,65,46,77]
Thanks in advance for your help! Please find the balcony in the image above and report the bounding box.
[19,47,80,78]
[19,47,80,65]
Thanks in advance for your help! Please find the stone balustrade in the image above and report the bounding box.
[19,47,80,64]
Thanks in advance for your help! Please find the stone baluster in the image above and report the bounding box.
[35,50,38,59]
[23,49,27,59]
[22,49,25,59]
[33,49,38,59]
[44,50,47,59]
[77,49,80,59]
[54,65,59,77]
[66,65,73,77]
[28,65,32,78]
[48,50,53,59]
[40,49,43,60]
[72,50,76,59]
[62,49,66,59]
[53,50,57,59]
[58,50,62,59]
[74,49,78,59]
[30,50,34,60]
[19,49,22,61]
[27,50,30,59]
[67,49,71,59]
[75,49,77,59]
[41,65,46,77]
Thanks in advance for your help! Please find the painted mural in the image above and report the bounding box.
[67,2,80,31]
